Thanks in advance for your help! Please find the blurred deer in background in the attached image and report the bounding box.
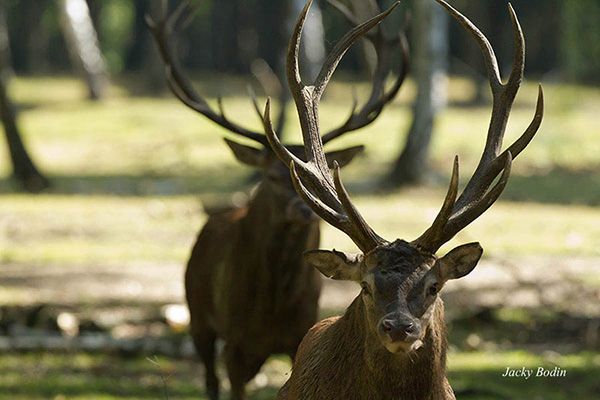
[147,1,408,398]
[264,0,543,399]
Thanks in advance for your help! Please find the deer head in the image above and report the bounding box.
[146,0,408,223]
[265,0,543,354]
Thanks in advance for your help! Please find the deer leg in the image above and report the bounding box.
[193,327,220,400]
[225,345,268,400]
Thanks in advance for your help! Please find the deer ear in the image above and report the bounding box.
[224,138,266,167]
[434,242,483,281]
[325,145,364,168]
[304,249,363,281]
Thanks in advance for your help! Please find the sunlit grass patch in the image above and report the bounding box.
[0,352,283,400]
[0,351,597,400]
[448,351,600,399]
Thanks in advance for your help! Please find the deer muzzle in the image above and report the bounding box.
[379,315,423,354]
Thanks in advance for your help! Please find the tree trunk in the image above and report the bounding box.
[125,0,151,71]
[387,0,448,187]
[0,62,49,192]
[125,0,165,94]
[211,0,242,72]
[0,3,13,81]
[57,0,108,100]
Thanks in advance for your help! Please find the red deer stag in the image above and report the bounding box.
[147,1,407,399]
[264,0,544,399]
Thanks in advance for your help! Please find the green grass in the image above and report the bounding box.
[0,76,599,399]
[0,351,597,399]
[1,75,599,265]
[448,351,600,399]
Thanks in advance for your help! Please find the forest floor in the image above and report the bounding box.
[0,75,599,399]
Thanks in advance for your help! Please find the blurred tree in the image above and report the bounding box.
[387,0,448,186]
[255,0,290,76]
[0,3,13,80]
[13,0,50,74]
[125,0,151,71]
[561,0,600,83]
[57,0,108,99]
[211,0,243,72]
[0,7,49,192]
[126,0,164,93]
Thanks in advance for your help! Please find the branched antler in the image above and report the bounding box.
[265,0,400,252]
[267,0,543,255]
[321,0,410,143]
[411,0,544,253]
[148,0,407,153]
[146,0,269,145]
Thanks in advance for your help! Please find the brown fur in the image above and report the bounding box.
[276,240,483,400]
[186,180,322,400]
[278,296,454,400]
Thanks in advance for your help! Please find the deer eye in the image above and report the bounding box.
[361,282,371,295]
[428,283,439,296]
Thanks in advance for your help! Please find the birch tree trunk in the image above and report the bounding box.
[58,0,108,100]
[387,0,448,186]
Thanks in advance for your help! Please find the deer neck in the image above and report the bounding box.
[231,182,320,314]
[338,297,449,398]
[245,182,289,223]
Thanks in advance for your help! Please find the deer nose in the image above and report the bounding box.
[382,319,416,341]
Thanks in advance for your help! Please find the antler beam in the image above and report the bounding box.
[265,0,400,252]
[321,0,410,143]
[147,0,269,145]
[412,0,544,253]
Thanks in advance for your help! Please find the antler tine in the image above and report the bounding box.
[287,158,388,253]
[434,0,502,92]
[332,162,387,251]
[147,0,268,145]
[412,157,459,250]
[276,1,400,176]
[289,161,349,229]
[263,98,307,170]
[286,0,311,102]
[321,3,409,144]
[413,2,543,253]
[445,153,512,238]
[266,0,398,252]
[506,3,525,97]
[247,84,264,122]
[451,0,528,209]
[313,2,400,103]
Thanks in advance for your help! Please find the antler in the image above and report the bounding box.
[148,0,406,151]
[321,0,410,143]
[265,0,400,252]
[411,0,544,253]
[146,0,269,145]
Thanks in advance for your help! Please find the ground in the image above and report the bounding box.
[0,75,599,399]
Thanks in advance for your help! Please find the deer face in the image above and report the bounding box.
[224,139,364,223]
[305,240,482,354]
